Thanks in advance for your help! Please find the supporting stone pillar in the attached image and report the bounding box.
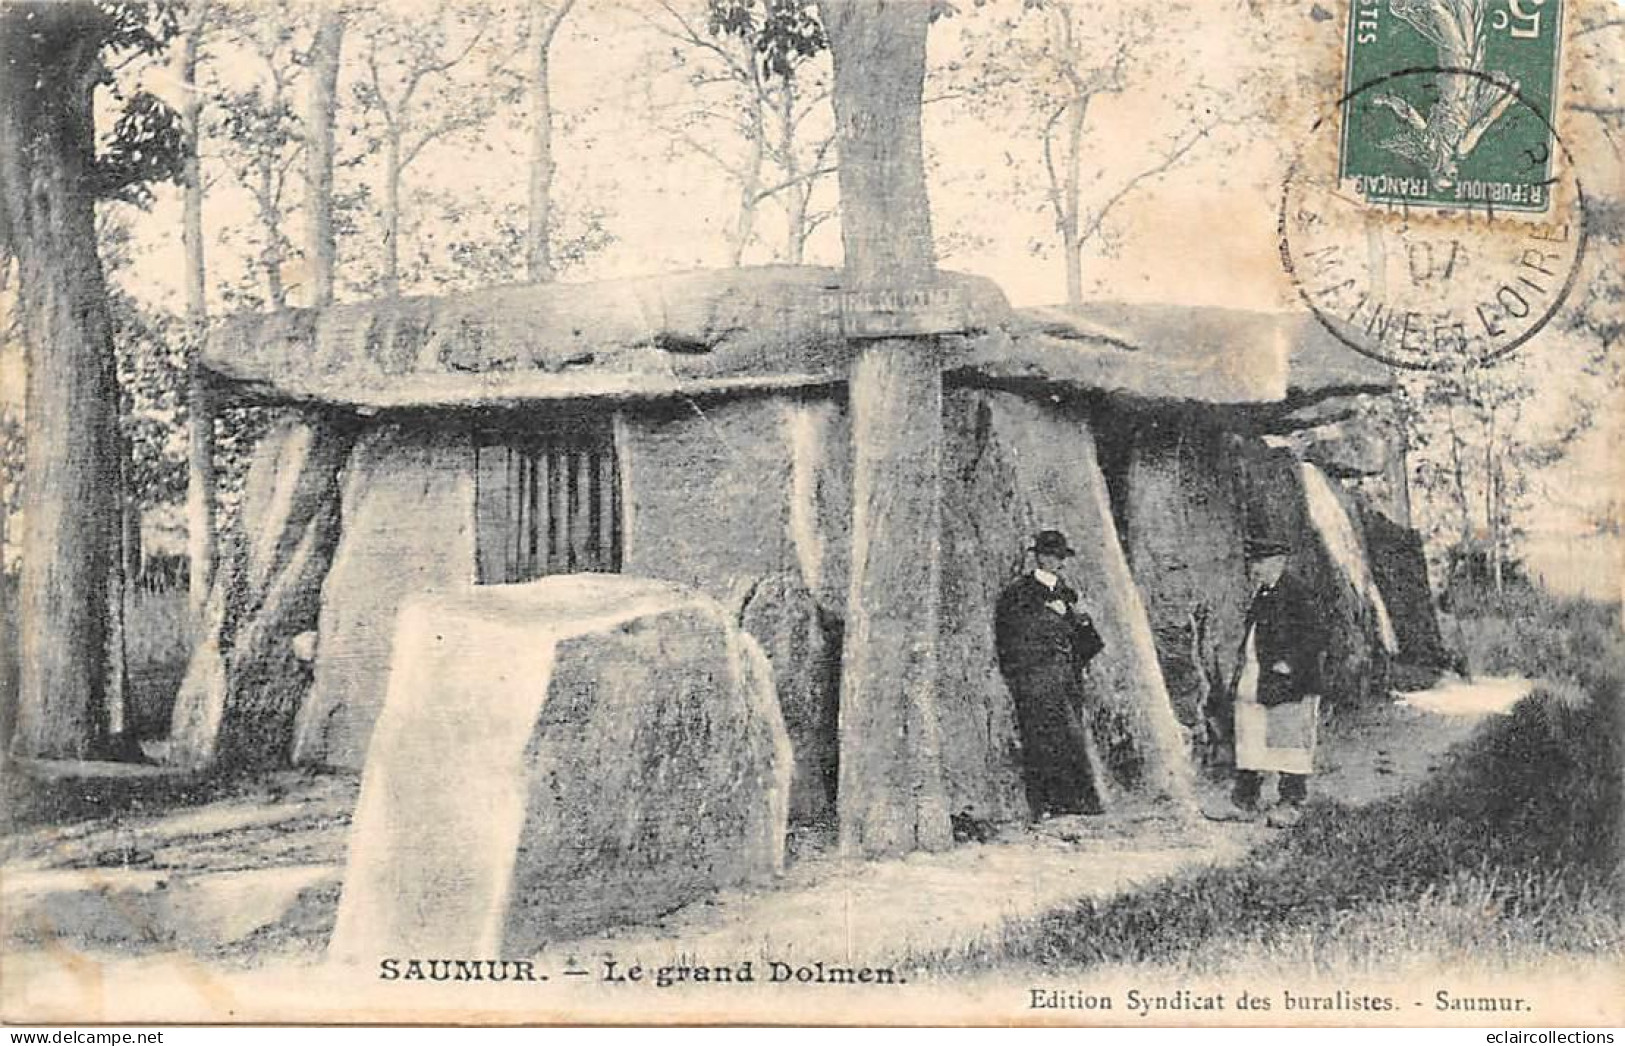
[839,342,953,856]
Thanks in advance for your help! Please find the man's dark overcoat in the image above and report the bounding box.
[1239,572,1328,707]
[994,574,1106,817]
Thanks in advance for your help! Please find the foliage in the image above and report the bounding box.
[1389,326,1617,595]
[342,0,529,297]
[403,187,614,294]
[0,410,22,573]
[124,586,194,671]
[86,3,187,205]
[95,89,186,206]
[1565,9,1624,355]
[101,211,188,514]
[707,0,825,80]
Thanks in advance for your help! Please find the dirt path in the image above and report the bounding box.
[532,676,1526,971]
[1,676,1533,1023]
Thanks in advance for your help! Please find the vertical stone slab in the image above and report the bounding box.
[329,577,790,959]
[736,573,840,825]
[939,390,1032,824]
[1236,441,1398,707]
[1359,503,1446,666]
[783,397,853,617]
[291,423,476,769]
[1299,462,1398,705]
[167,413,352,770]
[619,398,798,602]
[1122,427,1251,735]
[617,397,850,827]
[943,389,1196,813]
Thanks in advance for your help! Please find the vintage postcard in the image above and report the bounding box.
[1,0,1620,1029]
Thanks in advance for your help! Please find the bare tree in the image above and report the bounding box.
[350,2,518,297]
[643,0,836,265]
[181,0,216,618]
[525,0,576,282]
[209,4,308,309]
[944,0,1252,306]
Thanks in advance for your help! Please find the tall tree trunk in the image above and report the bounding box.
[785,190,809,264]
[1486,412,1503,596]
[1062,230,1083,308]
[0,5,121,759]
[306,7,344,308]
[727,48,766,268]
[183,0,216,618]
[779,77,809,264]
[180,2,207,319]
[819,0,951,857]
[1062,90,1086,308]
[382,131,402,298]
[258,155,287,308]
[730,121,763,266]
[526,0,574,282]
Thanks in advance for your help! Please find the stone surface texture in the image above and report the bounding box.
[291,424,476,768]
[328,575,791,958]
[168,413,353,770]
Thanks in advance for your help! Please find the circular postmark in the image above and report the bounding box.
[1280,68,1587,370]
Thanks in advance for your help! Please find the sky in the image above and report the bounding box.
[111,0,1323,312]
[2,0,1619,596]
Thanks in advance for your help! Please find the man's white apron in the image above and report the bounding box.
[1233,626,1320,775]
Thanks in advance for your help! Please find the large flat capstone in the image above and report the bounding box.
[329,575,792,961]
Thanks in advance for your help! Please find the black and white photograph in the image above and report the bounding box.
[0,0,1620,1028]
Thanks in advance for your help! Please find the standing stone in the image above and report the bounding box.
[167,413,353,770]
[1122,424,1251,739]
[736,573,840,824]
[941,388,1197,815]
[619,398,797,602]
[291,424,476,769]
[1360,504,1446,666]
[329,575,791,960]
[1237,442,1397,707]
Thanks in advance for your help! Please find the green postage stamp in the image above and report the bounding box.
[1340,0,1565,212]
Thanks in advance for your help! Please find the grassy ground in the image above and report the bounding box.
[930,588,1624,977]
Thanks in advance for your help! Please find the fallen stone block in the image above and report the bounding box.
[329,575,792,961]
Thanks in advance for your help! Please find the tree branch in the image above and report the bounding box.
[1040,102,1071,232]
[752,164,837,203]
[645,0,750,79]
[1075,116,1227,248]
[364,46,398,132]
[535,0,577,51]
[401,106,491,169]
[1576,16,1625,35]
[676,128,748,180]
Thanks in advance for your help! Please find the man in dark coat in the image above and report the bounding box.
[1206,537,1328,828]
[994,529,1108,821]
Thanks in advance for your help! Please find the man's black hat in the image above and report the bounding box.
[1244,537,1293,560]
[1031,529,1076,558]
